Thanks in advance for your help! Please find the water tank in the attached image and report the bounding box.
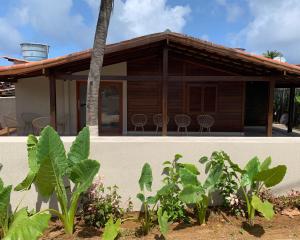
[20,43,49,61]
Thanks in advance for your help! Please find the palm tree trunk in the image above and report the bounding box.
[86,0,114,136]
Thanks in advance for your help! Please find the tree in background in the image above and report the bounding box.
[263,50,283,59]
[86,0,114,136]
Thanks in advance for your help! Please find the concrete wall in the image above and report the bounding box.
[0,97,16,128]
[0,137,299,210]
[14,62,127,135]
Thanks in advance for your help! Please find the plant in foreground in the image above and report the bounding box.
[157,154,189,223]
[15,126,100,235]
[102,216,121,240]
[0,175,50,240]
[236,156,287,225]
[200,151,245,216]
[136,163,157,235]
[178,162,223,225]
[81,175,132,228]
[157,207,169,239]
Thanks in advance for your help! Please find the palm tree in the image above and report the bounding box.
[263,50,283,59]
[86,0,114,136]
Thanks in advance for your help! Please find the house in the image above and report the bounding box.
[1,31,300,136]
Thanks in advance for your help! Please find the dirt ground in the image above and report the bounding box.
[40,213,300,240]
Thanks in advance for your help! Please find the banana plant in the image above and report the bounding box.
[15,126,100,235]
[157,207,169,239]
[0,176,50,240]
[136,163,158,235]
[178,163,223,225]
[102,217,121,240]
[238,156,287,225]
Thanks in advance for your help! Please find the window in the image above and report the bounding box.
[187,84,217,113]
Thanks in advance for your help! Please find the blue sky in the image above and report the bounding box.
[1,0,300,66]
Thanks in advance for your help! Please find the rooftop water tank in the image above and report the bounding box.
[20,43,49,61]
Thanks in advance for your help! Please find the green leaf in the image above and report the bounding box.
[157,207,169,237]
[67,127,90,166]
[179,185,204,204]
[241,157,260,187]
[157,183,174,197]
[102,217,121,240]
[69,159,100,193]
[137,193,145,202]
[4,208,50,240]
[199,156,208,164]
[255,165,287,188]
[174,154,183,161]
[260,157,272,171]
[0,185,12,223]
[179,168,199,186]
[162,161,171,165]
[15,135,39,191]
[251,195,274,220]
[138,163,153,191]
[34,126,68,197]
[204,163,223,190]
[147,196,158,205]
[205,161,212,174]
[182,163,200,175]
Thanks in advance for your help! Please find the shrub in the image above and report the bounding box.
[16,126,100,235]
[81,175,132,228]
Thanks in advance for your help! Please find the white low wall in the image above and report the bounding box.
[0,137,299,211]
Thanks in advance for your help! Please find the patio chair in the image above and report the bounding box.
[197,114,215,134]
[2,115,18,136]
[131,114,147,132]
[174,114,191,134]
[21,112,41,134]
[32,117,50,135]
[153,114,169,134]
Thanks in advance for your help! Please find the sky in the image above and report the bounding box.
[1,0,300,66]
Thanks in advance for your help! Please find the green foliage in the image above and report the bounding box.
[156,155,189,223]
[0,176,50,240]
[16,126,100,235]
[81,178,132,228]
[157,207,169,238]
[201,151,244,216]
[262,50,283,59]
[136,163,157,235]
[238,156,287,225]
[178,160,222,225]
[102,217,121,240]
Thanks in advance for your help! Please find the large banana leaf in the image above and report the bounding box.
[254,165,287,188]
[138,163,153,191]
[179,185,204,204]
[241,157,260,187]
[260,157,272,171]
[15,135,39,191]
[67,127,90,166]
[251,195,274,220]
[34,126,68,197]
[203,163,223,191]
[3,208,50,240]
[69,159,100,194]
[179,167,199,186]
[102,217,121,240]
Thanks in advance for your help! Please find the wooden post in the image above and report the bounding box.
[162,45,168,136]
[49,73,57,130]
[287,87,295,133]
[266,80,275,136]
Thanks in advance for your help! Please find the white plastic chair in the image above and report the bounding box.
[153,114,169,134]
[174,114,191,134]
[32,117,50,135]
[131,114,147,132]
[21,112,41,134]
[3,115,18,136]
[197,115,215,134]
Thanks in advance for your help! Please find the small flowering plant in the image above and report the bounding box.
[81,175,132,228]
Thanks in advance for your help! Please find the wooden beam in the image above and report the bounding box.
[162,45,168,136]
[55,74,280,82]
[49,73,57,130]
[266,80,275,136]
[287,86,295,133]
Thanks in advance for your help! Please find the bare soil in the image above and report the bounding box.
[40,213,300,240]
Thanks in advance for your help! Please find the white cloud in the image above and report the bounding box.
[85,0,191,42]
[216,0,243,23]
[237,0,300,63]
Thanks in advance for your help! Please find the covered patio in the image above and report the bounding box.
[1,32,300,137]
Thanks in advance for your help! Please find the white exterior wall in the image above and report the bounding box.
[14,62,127,135]
[0,137,299,210]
